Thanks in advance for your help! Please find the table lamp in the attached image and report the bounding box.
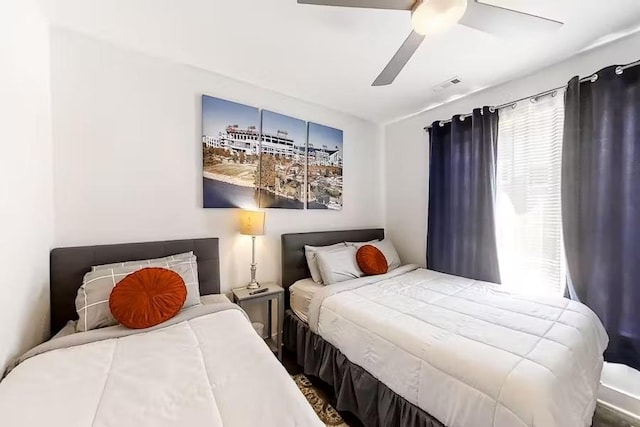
[239,210,265,289]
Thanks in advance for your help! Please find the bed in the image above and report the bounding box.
[0,238,323,427]
[282,229,609,427]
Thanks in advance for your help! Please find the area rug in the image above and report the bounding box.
[293,374,349,426]
[293,374,638,427]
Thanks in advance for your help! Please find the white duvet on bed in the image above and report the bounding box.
[308,266,608,427]
[0,306,322,427]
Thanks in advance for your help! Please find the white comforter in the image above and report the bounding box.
[307,266,608,427]
[0,305,322,427]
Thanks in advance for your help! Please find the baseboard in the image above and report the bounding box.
[599,384,640,422]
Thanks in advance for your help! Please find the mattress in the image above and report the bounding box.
[0,303,323,427]
[289,278,324,323]
[307,265,609,427]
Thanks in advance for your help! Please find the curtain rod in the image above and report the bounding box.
[423,59,640,132]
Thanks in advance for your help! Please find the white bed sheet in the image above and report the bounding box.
[290,278,324,323]
[308,266,608,427]
[0,307,322,427]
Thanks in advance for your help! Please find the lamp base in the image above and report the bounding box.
[247,236,259,289]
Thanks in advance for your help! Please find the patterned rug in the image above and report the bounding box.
[293,374,349,426]
[293,374,638,427]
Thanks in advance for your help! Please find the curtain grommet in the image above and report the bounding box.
[489,107,496,113]
[590,74,599,83]
[530,97,538,104]
[551,90,558,98]
[438,121,445,127]
[459,116,465,122]
[615,66,624,75]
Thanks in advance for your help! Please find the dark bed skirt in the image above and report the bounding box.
[284,310,444,427]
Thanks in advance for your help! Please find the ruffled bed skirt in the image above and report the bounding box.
[284,310,444,427]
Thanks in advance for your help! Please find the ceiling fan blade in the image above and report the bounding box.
[459,0,563,37]
[372,31,425,86]
[297,0,414,11]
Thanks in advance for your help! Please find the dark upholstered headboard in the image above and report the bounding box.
[50,238,220,336]
[281,228,384,307]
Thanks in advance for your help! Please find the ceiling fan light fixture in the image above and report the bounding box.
[411,0,468,35]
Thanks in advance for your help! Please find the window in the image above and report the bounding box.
[496,90,566,296]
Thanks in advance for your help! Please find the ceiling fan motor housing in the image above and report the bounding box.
[411,0,469,35]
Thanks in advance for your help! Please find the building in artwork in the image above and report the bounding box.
[261,130,303,160]
[203,125,342,167]
[204,126,303,161]
[203,125,261,155]
[308,144,342,167]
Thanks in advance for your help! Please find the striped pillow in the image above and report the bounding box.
[76,256,201,332]
[90,251,194,272]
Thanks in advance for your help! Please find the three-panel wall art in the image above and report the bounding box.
[202,95,343,210]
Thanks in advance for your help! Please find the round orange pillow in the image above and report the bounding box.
[356,245,388,276]
[109,267,187,329]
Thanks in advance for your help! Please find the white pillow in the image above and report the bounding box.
[371,239,401,271]
[200,294,231,305]
[315,245,363,285]
[76,256,201,332]
[304,243,346,283]
[91,251,194,271]
[345,239,380,249]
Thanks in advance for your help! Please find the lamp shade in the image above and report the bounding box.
[239,210,265,236]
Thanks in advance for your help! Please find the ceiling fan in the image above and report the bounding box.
[297,0,563,86]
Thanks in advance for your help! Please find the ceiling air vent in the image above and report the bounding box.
[433,76,462,93]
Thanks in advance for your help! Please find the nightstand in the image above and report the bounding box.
[232,283,284,361]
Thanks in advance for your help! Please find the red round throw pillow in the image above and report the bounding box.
[109,267,187,329]
[356,245,388,276]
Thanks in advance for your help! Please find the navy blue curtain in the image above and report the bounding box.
[427,107,500,283]
[562,65,640,370]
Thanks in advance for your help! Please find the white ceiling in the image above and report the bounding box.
[38,0,640,123]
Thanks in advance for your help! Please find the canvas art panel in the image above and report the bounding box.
[258,110,306,209]
[202,95,344,210]
[307,122,343,210]
[202,95,260,208]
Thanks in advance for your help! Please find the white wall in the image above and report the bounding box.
[50,29,384,294]
[384,31,640,418]
[0,1,54,372]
